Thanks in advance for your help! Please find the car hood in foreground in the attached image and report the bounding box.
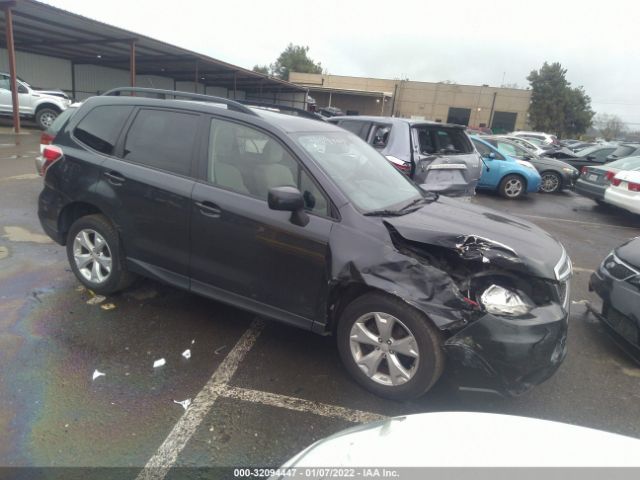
[280,412,640,468]
[384,195,565,280]
[616,236,640,269]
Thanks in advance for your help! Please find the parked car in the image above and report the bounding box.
[38,87,571,400]
[35,103,80,175]
[605,143,640,163]
[276,412,640,472]
[501,135,547,156]
[590,237,640,361]
[554,144,617,168]
[511,131,559,146]
[470,136,542,198]
[482,136,579,193]
[328,116,482,197]
[0,72,72,129]
[575,155,640,205]
[567,141,595,152]
[604,170,640,215]
[317,106,343,118]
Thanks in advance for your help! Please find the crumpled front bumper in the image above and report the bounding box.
[443,302,568,395]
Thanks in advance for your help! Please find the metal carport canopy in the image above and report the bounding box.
[0,0,304,96]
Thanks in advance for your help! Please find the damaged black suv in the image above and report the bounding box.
[38,88,572,400]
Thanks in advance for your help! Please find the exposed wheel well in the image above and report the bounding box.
[35,103,61,114]
[58,202,103,245]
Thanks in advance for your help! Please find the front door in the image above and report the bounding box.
[190,116,333,327]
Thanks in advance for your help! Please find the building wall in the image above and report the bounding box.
[0,48,72,92]
[291,72,532,130]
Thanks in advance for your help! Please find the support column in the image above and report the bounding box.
[129,41,136,88]
[194,60,199,93]
[4,5,20,133]
[233,71,237,100]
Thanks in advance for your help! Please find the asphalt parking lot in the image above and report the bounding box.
[2,131,640,475]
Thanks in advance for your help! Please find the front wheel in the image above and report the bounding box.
[337,293,444,400]
[499,174,526,199]
[540,171,562,193]
[35,108,59,129]
[66,214,135,295]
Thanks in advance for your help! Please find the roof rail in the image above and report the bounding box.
[239,100,325,121]
[101,87,258,116]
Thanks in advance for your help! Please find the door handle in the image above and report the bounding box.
[104,171,125,185]
[195,200,222,218]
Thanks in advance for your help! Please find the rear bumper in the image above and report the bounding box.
[38,187,66,245]
[589,269,640,353]
[444,302,568,395]
[604,188,640,214]
[575,178,606,200]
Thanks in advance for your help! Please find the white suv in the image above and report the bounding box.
[0,73,72,129]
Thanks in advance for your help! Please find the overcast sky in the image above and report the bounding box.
[46,0,640,126]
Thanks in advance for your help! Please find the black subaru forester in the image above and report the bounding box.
[38,88,572,400]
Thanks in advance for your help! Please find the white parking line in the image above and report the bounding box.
[517,213,640,231]
[136,318,264,480]
[217,384,386,424]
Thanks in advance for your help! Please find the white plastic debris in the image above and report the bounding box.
[572,300,590,305]
[214,345,227,355]
[153,358,166,368]
[92,369,105,381]
[182,349,191,359]
[191,339,195,345]
[173,399,191,410]
[482,256,490,264]
[100,303,116,311]
[86,295,106,305]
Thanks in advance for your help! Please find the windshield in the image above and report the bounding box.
[576,145,605,156]
[609,145,635,157]
[294,131,421,212]
[492,139,533,159]
[606,155,640,170]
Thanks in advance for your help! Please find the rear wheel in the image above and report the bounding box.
[35,108,59,129]
[66,214,135,295]
[540,171,562,193]
[499,174,526,199]
[337,292,444,400]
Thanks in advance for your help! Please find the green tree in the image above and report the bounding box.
[252,65,270,75]
[527,62,594,137]
[269,44,322,80]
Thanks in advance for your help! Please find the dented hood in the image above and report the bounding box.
[385,196,564,280]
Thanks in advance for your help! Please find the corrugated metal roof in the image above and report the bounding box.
[0,0,304,93]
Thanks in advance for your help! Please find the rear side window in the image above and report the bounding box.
[338,120,372,141]
[371,125,392,148]
[122,109,199,176]
[47,107,76,136]
[74,105,133,155]
[415,126,472,155]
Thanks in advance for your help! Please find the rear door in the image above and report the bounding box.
[189,116,334,328]
[92,107,200,286]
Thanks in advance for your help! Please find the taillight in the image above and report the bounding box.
[385,155,411,173]
[40,131,54,146]
[605,171,615,182]
[612,177,622,187]
[629,182,640,192]
[41,145,63,175]
[581,166,588,175]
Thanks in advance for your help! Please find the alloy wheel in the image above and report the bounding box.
[72,229,112,284]
[40,111,56,128]
[540,173,560,193]
[504,178,523,198]
[349,312,420,386]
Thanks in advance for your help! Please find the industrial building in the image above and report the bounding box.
[291,72,532,132]
[0,0,306,132]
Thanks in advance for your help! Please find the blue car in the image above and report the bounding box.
[471,136,541,199]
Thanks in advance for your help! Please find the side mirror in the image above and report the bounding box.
[486,152,496,160]
[268,186,309,227]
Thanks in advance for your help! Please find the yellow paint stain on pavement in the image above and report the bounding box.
[621,367,640,378]
[0,246,8,260]
[2,226,52,244]
[2,173,40,181]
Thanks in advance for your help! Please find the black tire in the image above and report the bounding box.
[35,107,59,130]
[498,174,527,199]
[66,214,135,295]
[595,199,606,206]
[337,292,445,400]
[539,171,562,194]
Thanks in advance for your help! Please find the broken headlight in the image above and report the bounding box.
[480,284,533,316]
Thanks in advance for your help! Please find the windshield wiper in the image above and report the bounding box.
[363,209,405,217]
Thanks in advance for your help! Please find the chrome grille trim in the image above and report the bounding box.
[554,246,573,282]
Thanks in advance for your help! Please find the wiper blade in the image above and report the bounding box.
[363,209,405,217]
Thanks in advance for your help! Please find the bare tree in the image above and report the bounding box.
[594,113,627,140]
